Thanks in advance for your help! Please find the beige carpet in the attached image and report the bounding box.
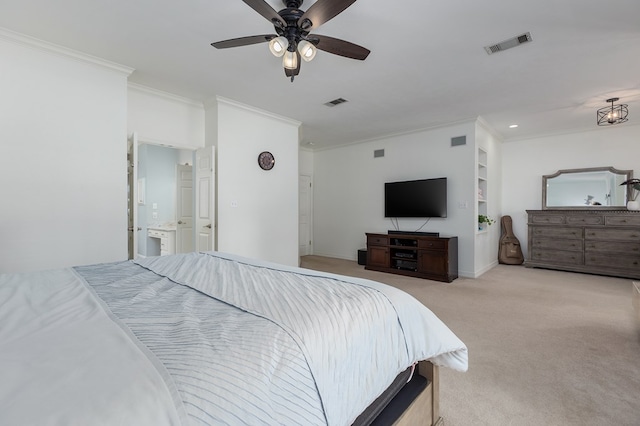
[300,256,640,426]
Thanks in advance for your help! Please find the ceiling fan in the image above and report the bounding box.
[211,0,370,82]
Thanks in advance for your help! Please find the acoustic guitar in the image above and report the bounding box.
[498,215,524,265]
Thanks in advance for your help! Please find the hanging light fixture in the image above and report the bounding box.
[597,97,629,126]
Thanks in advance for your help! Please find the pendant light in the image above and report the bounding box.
[597,97,629,126]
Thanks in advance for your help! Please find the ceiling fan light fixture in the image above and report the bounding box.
[283,50,298,70]
[268,36,288,57]
[297,40,317,62]
[597,97,628,126]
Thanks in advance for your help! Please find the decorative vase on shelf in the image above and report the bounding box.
[627,200,640,211]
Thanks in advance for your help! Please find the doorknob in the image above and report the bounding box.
[205,224,212,229]
[178,220,183,224]
[128,227,142,232]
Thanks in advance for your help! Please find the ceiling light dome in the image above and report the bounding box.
[283,50,298,70]
[297,40,317,62]
[268,36,288,57]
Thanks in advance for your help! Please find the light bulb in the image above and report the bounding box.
[297,40,316,62]
[283,50,298,70]
[268,36,288,57]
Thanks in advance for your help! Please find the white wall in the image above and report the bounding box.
[0,35,131,273]
[216,98,300,266]
[127,84,205,149]
[312,121,479,276]
[502,124,640,258]
[299,147,314,176]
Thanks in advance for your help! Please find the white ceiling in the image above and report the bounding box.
[2,0,640,149]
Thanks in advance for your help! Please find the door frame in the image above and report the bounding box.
[127,134,200,257]
[299,174,313,257]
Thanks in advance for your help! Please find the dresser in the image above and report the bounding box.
[365,233,458,282]
[526,210,640,279]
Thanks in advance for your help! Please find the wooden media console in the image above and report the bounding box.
[365,233,458,282]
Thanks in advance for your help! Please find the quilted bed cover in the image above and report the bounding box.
[0,251,467,426]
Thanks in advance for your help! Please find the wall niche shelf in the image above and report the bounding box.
[477,148,488,234]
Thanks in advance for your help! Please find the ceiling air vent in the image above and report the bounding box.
[324,97,348,107]
[484,32,532,55]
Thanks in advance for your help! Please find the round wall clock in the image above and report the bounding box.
[258,151,275,170]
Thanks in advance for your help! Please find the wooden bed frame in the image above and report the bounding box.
[394,361,443,426]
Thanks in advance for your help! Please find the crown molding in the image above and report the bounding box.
[476,116,504,141]
[311,117,479,152]
[502,121,640,144]
[128,82,204,108]
[0,27,134,76]
[215,96,301,127]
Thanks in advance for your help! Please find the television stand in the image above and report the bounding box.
[388,230,439,237]
[365,232,458,282]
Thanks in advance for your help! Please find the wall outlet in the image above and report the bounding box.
[458,201,468,209]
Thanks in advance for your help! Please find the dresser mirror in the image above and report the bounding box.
[542,166,632,210]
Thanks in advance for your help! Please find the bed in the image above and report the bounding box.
[0,251,467,425]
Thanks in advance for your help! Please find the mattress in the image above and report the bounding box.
[0,251,467,425]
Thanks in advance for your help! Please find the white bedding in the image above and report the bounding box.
[0,251,467,426]
[0,269,186,426]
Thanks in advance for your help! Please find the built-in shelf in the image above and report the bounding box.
[477,148,488,233]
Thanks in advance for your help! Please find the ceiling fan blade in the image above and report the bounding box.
[211,34,276,49]
[298,0,358,30]
[242,0,286,27]
[312,35,370,60]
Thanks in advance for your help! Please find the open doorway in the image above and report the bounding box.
[130,142,195,258]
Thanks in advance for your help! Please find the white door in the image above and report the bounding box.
[195,146,216,251]
[299,175,312,256]
[127,132,139,259]
[176,164,194,253]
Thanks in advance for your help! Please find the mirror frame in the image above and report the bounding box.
[542,166,633,210]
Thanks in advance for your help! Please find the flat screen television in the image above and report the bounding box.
[385,177,447,218]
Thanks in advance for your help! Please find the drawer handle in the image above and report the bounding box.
[632,234,639,238]
[634,248,639,252]
[635,261,639,265]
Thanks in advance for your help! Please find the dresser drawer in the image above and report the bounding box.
[531,237,582,251]
[148,229,167,238]
[367,235,388,246]
[585,240,640,254]
[566,215,603,225]
[531,226,582,239]
[418,239,446,250]
[585,254,640,270]
[530,214,565,225]
[584,228,640,242]
[605,215,640,227]
[530,248,583,265]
